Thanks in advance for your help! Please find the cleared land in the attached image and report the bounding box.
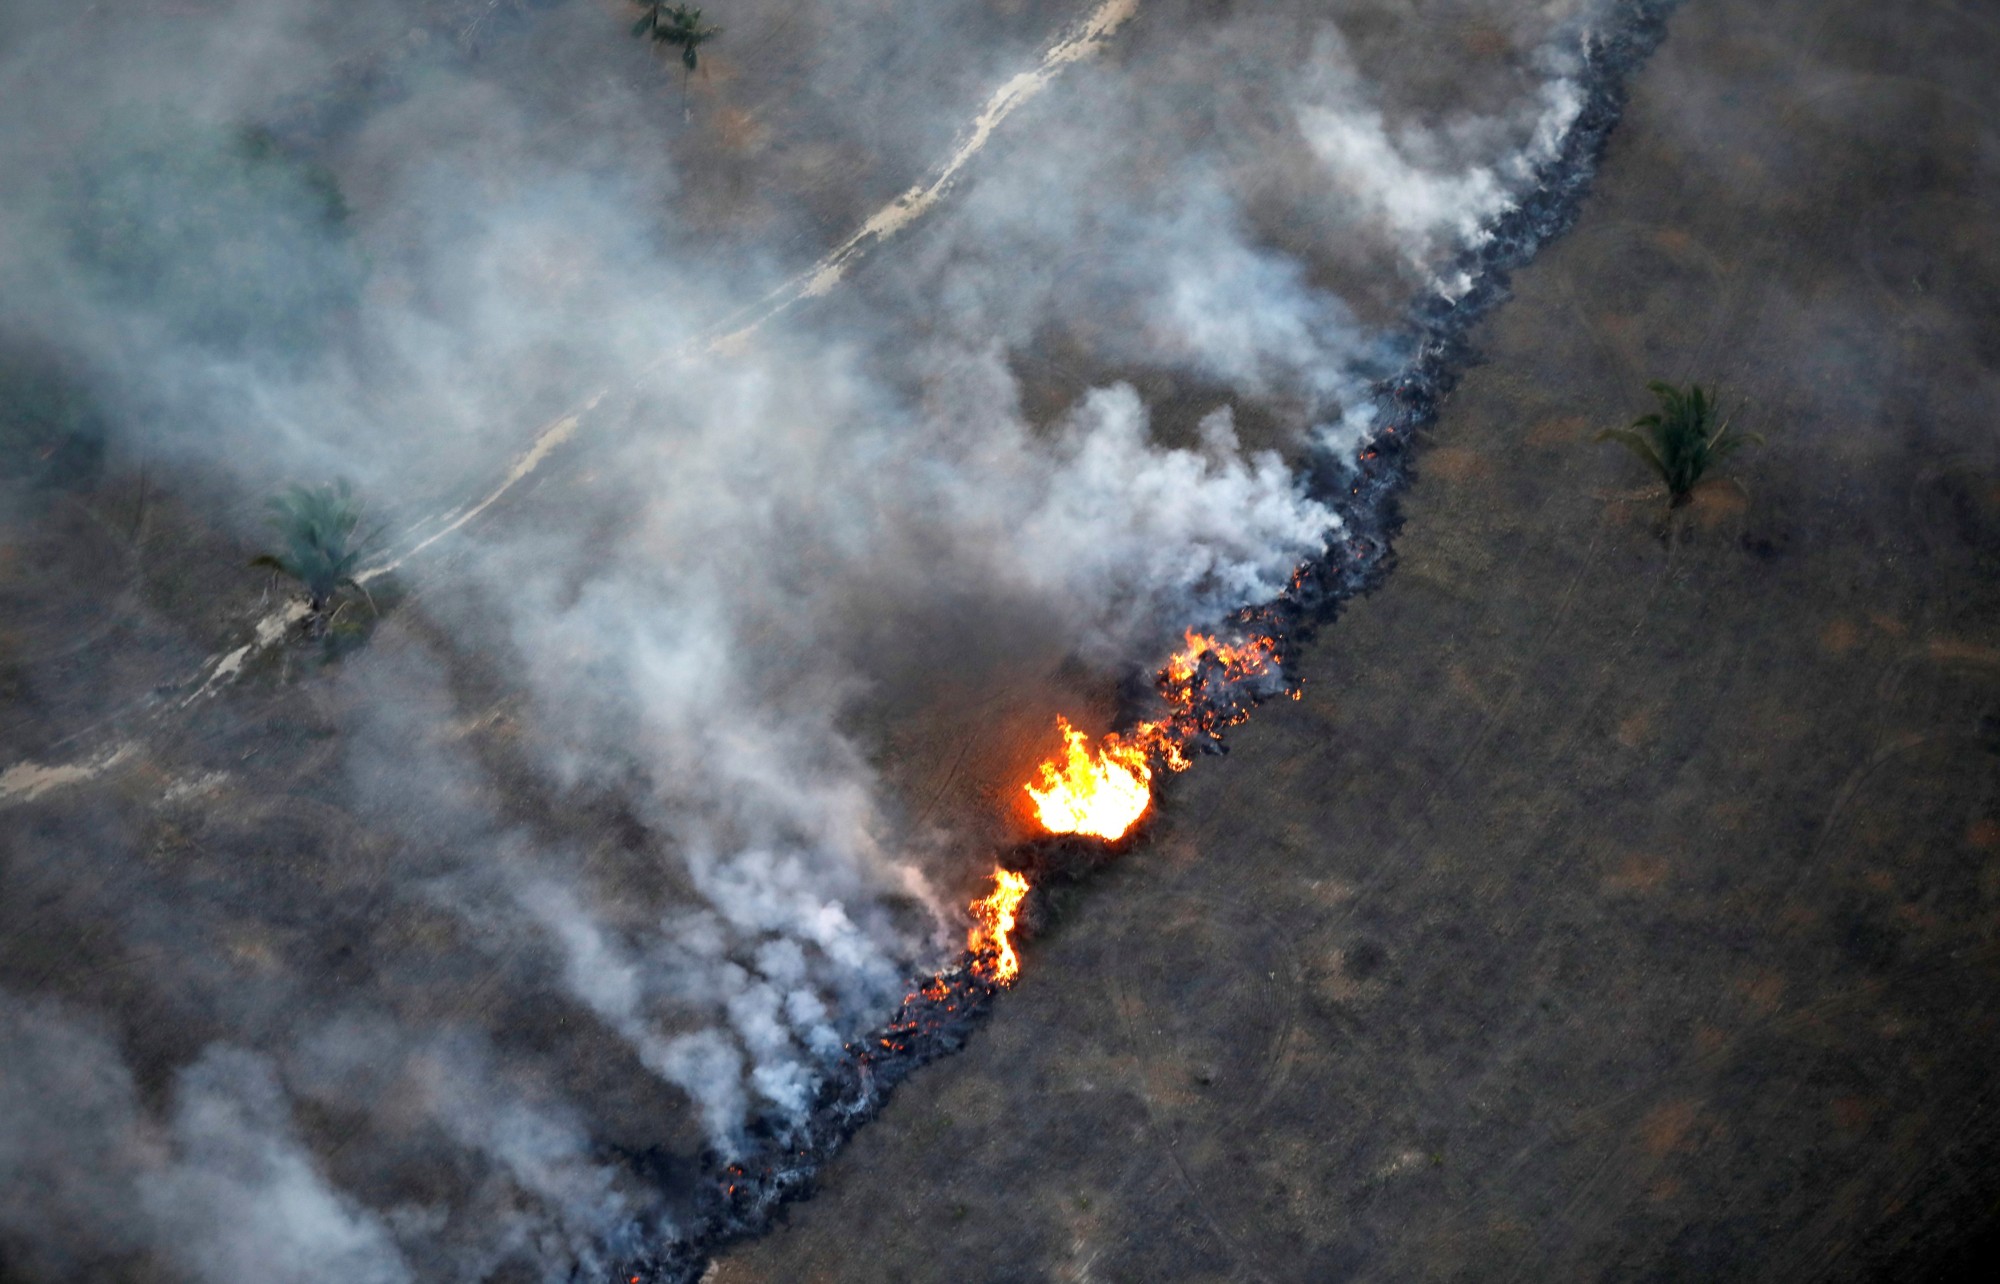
[3,0,1995,1279]
[716,0,2000,1278]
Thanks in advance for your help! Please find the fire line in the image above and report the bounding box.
[967,869,1031,984]
[967,626,1288,985]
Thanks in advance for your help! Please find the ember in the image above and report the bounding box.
[1119,627,1286,771]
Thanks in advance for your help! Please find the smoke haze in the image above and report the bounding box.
[1,0,1615,1277]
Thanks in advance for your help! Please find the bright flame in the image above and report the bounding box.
[968,868,1031,984]
[996,626,1290,983]
[1162,628,1276,682]
[1024,716,1154,840]
[1112,629,1283,771]
[1021,630,1283,837]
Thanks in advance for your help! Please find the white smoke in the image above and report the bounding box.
[0,994,162,1275]
[1294,26,1587,275]
[293,1012,651,1276]
[992,384,1338,628]
[487,338,1341,1143]
[0,994,413,1284]
[140,1048,415,1284]
[0,0,1624,1274]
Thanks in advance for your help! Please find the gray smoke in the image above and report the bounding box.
[0,993,411,1283]
[0,0,1614,1277]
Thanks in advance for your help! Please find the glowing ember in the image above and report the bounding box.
[1118,628,1284,770]
[968,868,1030,984]
[1161,627,1279,684]
[1024,716,1154,840]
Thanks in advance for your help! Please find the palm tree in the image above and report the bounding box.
[631,3,722,115]
[1596,381,1761,509]
[250,481,377,635]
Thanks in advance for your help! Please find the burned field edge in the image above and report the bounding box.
[617,2,1685,1280]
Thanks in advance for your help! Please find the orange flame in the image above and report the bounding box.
[1024,716,1154,840]
[1021,629,1282,835]
[968,868,1031,984]
[1118,628,1282,771]
[993,626,1288,983]
[1161,628,1279,684]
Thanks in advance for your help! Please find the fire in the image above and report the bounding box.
[1024,716,1154,840]
[987,625,1289,982]
[1021,629,1282,838]
[968,868,1031,984]
[1161,628,1278,684]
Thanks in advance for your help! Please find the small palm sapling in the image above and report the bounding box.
[1597,381,1761,509]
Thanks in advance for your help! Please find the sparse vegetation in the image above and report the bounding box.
[631,2,722,114]
[1596,381,1761,508]
[250,481,378,637]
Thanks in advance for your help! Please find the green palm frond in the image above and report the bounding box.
[1706,426,1764,461]
[1594,427,1668,483]
[631,3,721,74]
[1600,381,1761,507]
[252,480,375,613]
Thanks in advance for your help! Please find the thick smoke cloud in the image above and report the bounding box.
[0,0,1609,1276]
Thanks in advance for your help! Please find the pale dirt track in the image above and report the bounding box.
[0,0,1142,805]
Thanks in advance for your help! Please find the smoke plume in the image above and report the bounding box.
[0,0,1622,1276]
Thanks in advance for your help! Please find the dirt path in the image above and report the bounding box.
[0,0,1142,807]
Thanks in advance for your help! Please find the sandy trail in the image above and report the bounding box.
[0,0,1141,806]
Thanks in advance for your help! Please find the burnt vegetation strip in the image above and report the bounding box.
[618,2,1684,1279]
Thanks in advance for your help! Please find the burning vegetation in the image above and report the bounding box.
[1025,629,1287,842]
[621,2,1673,1257]
[969,623,1296,987]
[623,605,1325,1279]
[614,0,1679,1270]
[1023,718,1152,841]
[967,869,1031,984]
